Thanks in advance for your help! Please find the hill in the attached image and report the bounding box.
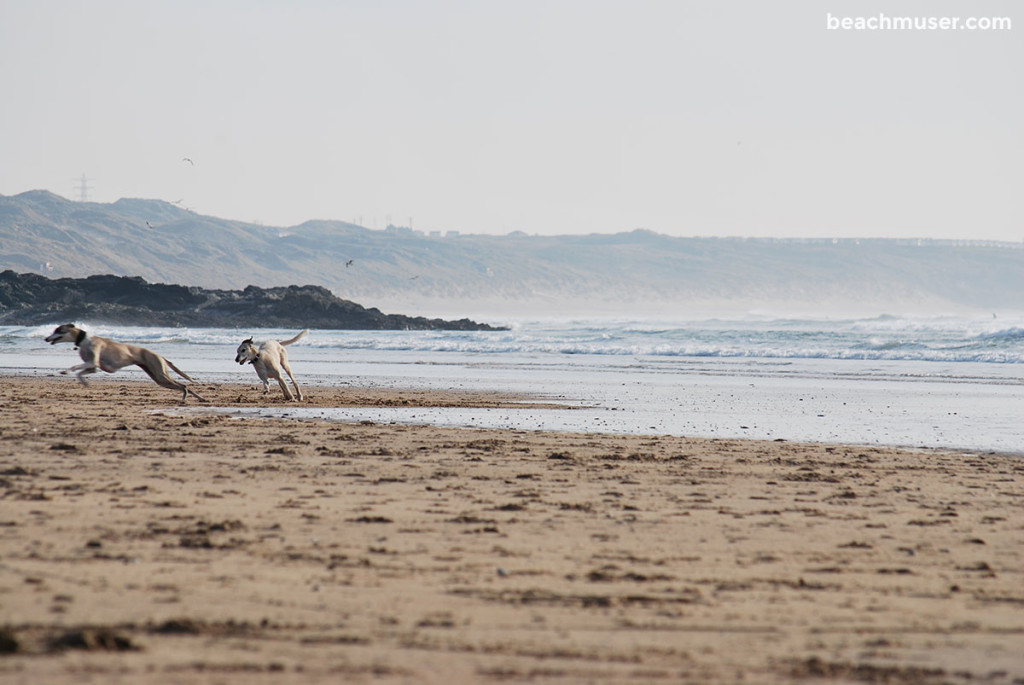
[3,190,1023,317]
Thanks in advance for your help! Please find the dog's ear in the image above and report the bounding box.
[244,337,253,344]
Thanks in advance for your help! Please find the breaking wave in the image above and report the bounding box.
[4,314,1024,365]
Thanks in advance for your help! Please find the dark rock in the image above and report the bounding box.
[0,270,502,330]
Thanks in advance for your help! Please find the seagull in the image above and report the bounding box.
[345,259,354,267]
[145,221,154,229]
[182,157,194,166]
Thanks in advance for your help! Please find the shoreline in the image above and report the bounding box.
[7,311,1024,456]
[7,367,1022,458]
[1,376,1022,683]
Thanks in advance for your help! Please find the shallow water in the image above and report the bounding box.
[5,316,1023,454]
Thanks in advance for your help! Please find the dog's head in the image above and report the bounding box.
[45,323,81,346]
[235,337,257,365]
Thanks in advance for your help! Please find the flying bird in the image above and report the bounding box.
[345,259,354,267]
[182,157,194,165]
[145,221,154,229]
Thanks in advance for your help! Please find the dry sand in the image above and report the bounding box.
[1,375,1022,684]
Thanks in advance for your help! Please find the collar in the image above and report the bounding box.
[75,330,87,347]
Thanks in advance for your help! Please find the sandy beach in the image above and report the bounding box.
[1,374,1022,684]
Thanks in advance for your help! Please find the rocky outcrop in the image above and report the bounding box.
[0,271,502,330]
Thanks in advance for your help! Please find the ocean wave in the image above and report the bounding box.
[854,338,929,352]
[298,338,1024,364]
[3,318,1023,366]
[973,326,1024,342]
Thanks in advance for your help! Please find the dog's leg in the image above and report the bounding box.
[138,365,186,392]
[179,386,208,403]
[62,362,92,376]
[71,364,97,386]
[135,359,197,402]
[273,373,293,401]
[254,364,271,394]
[185,386,208,402]
[280,359,303,401]
[162,358,206,402]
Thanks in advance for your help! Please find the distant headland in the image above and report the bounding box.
[0,271,504,331]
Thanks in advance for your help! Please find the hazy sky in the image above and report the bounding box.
[2,0,1021,239]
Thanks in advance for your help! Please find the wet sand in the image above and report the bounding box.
[1,375,1022,684]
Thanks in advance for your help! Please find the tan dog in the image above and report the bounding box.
[234,329,307,401]
[45,323,207,402]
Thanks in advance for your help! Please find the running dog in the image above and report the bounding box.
[234,329,308,401]
[45,323,207,402]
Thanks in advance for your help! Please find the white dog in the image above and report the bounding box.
[45,323,207,403]
[235,329,308,401]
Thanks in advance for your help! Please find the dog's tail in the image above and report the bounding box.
[165,360,196,382]
[279,329,309,346]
